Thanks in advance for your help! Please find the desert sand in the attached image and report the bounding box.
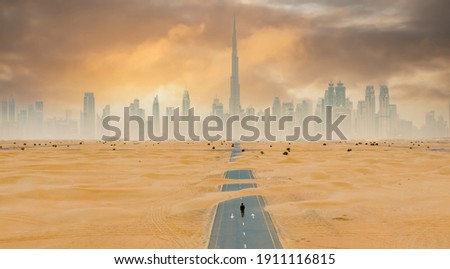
[0,139,449,248]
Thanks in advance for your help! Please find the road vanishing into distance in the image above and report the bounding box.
[208,143,282,249]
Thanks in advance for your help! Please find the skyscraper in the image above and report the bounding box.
[102,105,110,119]
[356,100,367,137]
[325,82,335,107]
[152,95,160,133]
[212,98,224,118]
[35,101,43,118]
[335,81,346,107]
[379,85,390,138]
[272,97,281,117]
[301,100,312,116]
[245,106,255,116]
[389,104,398,137]
[365,85,376,137]
[229,17,241,115]
[129,99,145,118]
[182,90,190,116]
[0,100,7,124]
[8,98,15,122]
[82,92,95,138]
[281,102,294,116]
[130,99,139,115]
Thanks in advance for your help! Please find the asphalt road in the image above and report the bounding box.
[208,169,282,249]
[224,169,254,179]
[230,142,241,161]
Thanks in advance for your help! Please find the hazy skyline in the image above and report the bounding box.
[1,0,449,125]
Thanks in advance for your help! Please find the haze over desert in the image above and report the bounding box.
[0,140,449,248]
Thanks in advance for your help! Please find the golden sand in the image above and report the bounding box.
[0,140,449,248]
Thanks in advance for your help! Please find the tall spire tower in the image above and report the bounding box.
[229,16,241,115]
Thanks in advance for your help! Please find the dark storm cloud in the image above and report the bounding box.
[0,0,449,121]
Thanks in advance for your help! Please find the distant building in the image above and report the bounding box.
[379,85,390,138]
[102,105,110,119]
[324,82,335,106]
[334,81,346,107]
[423,110,448,138]
[356,100,367,137]
[1,99,8,124]
[365,85,376,137]
[229,17,241,115]
[281,102,294,116]
[212,98,224,118]
[389,104,398,138]
[295,103,302,125]
[398,119,413,138]
[35,101,44,131]
[129,99,145,118]
[47,110,78,139]
[81,92,95,139]
[166,107,175,117]
[152,95,160,134]
[272,97,281,117]
[8,98,15,122]
[17,108,27,135]
[245,106,255,116]
[182,90,191,116]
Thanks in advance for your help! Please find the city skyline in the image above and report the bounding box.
[0,1,449,126]
[0,14,449,140]
[1,79,448,140]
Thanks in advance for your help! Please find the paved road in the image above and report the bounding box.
[229,142,241,161]
[208,190,282,249]
[222,183,257,191]
[208,169,282,249]
[430,148,450,152]
[224,169,254,179]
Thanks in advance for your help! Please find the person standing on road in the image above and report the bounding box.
[240,203,245,218]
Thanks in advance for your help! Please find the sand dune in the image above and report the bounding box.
[0,140,449,248]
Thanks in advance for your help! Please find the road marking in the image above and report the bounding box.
[230,213,234,219]
[251,213,255,219]
[214,202,225,248]
[243,232,246,236]
[242,222,245,226]
[256,195,277,249]
[244,244,247,249]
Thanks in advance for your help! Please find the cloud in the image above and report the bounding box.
[0,0,449,124]
[0,64,13,81]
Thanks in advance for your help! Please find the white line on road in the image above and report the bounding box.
[230,213,234,219]
[242,222,245,226]
[243,232,246,236]
[244,244,247,249]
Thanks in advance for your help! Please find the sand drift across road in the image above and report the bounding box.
[208,143,282,249]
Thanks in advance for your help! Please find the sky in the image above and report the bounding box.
[0,0,449,126]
